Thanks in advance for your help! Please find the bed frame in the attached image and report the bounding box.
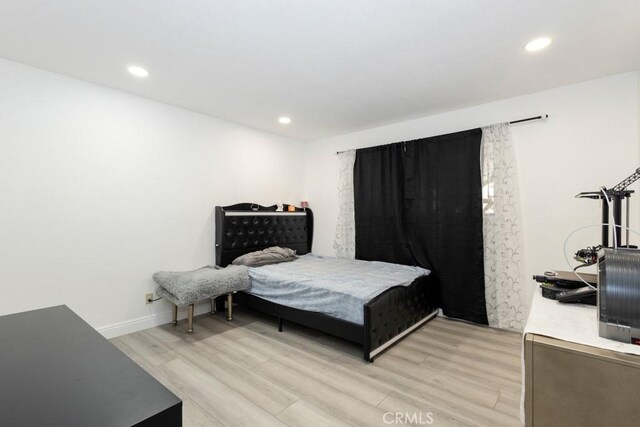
[215,203,440,362]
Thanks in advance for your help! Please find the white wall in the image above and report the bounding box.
[1,57,637,336]
[303,72,639,312]
[0,58,303,336]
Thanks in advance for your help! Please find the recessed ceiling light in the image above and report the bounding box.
[525,37,552,52]
[278,116,291,124]
[127,65,149,77]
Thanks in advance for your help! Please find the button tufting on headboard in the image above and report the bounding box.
[214,203,314,267]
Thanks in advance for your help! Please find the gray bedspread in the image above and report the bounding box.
[247,254,430,325]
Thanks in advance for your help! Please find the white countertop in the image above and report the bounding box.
[524,289,640,355]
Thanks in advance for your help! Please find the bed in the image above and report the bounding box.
[215,203,440,362]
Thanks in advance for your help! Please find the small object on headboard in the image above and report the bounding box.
[301,201,309,208]
[287,205,296,212]
[276,203,284,212]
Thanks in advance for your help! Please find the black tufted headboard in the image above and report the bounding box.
[215,203,314,267]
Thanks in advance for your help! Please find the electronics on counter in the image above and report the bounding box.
[533,270,597,306]
[533,270,597,288]
[574,167,640,257]
[574,246,601,264]
[572,167,640,344]
[557,286,597,305]
[598,248,640,345]
[531,167,640,343]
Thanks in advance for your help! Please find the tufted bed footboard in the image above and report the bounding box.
[364,274,440,361]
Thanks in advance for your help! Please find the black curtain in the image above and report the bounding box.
[354,129,487,325]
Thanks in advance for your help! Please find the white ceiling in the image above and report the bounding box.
[1,1,639,140]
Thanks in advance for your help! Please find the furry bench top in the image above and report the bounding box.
[153,265,250,306]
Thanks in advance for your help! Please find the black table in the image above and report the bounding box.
[0,305,181,426]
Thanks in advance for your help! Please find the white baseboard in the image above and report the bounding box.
[97,302,212,339]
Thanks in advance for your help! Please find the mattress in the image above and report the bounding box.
[246,254,430,325]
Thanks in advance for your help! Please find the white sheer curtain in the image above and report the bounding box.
[482,123,526,331]
[333,150,356,258]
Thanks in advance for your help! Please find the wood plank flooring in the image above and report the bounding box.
[111,307,523,427]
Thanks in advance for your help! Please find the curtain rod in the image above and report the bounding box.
[509,114,548,125]
[335,114,548,154]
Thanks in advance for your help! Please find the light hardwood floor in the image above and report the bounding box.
[111,307,522,427]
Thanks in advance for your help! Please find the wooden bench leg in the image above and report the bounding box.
[187,304,194,334]
[227,293,233,321]
[210,298,216,316]
[172,304,178,326]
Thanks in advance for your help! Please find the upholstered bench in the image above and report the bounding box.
[153,265,250,333]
